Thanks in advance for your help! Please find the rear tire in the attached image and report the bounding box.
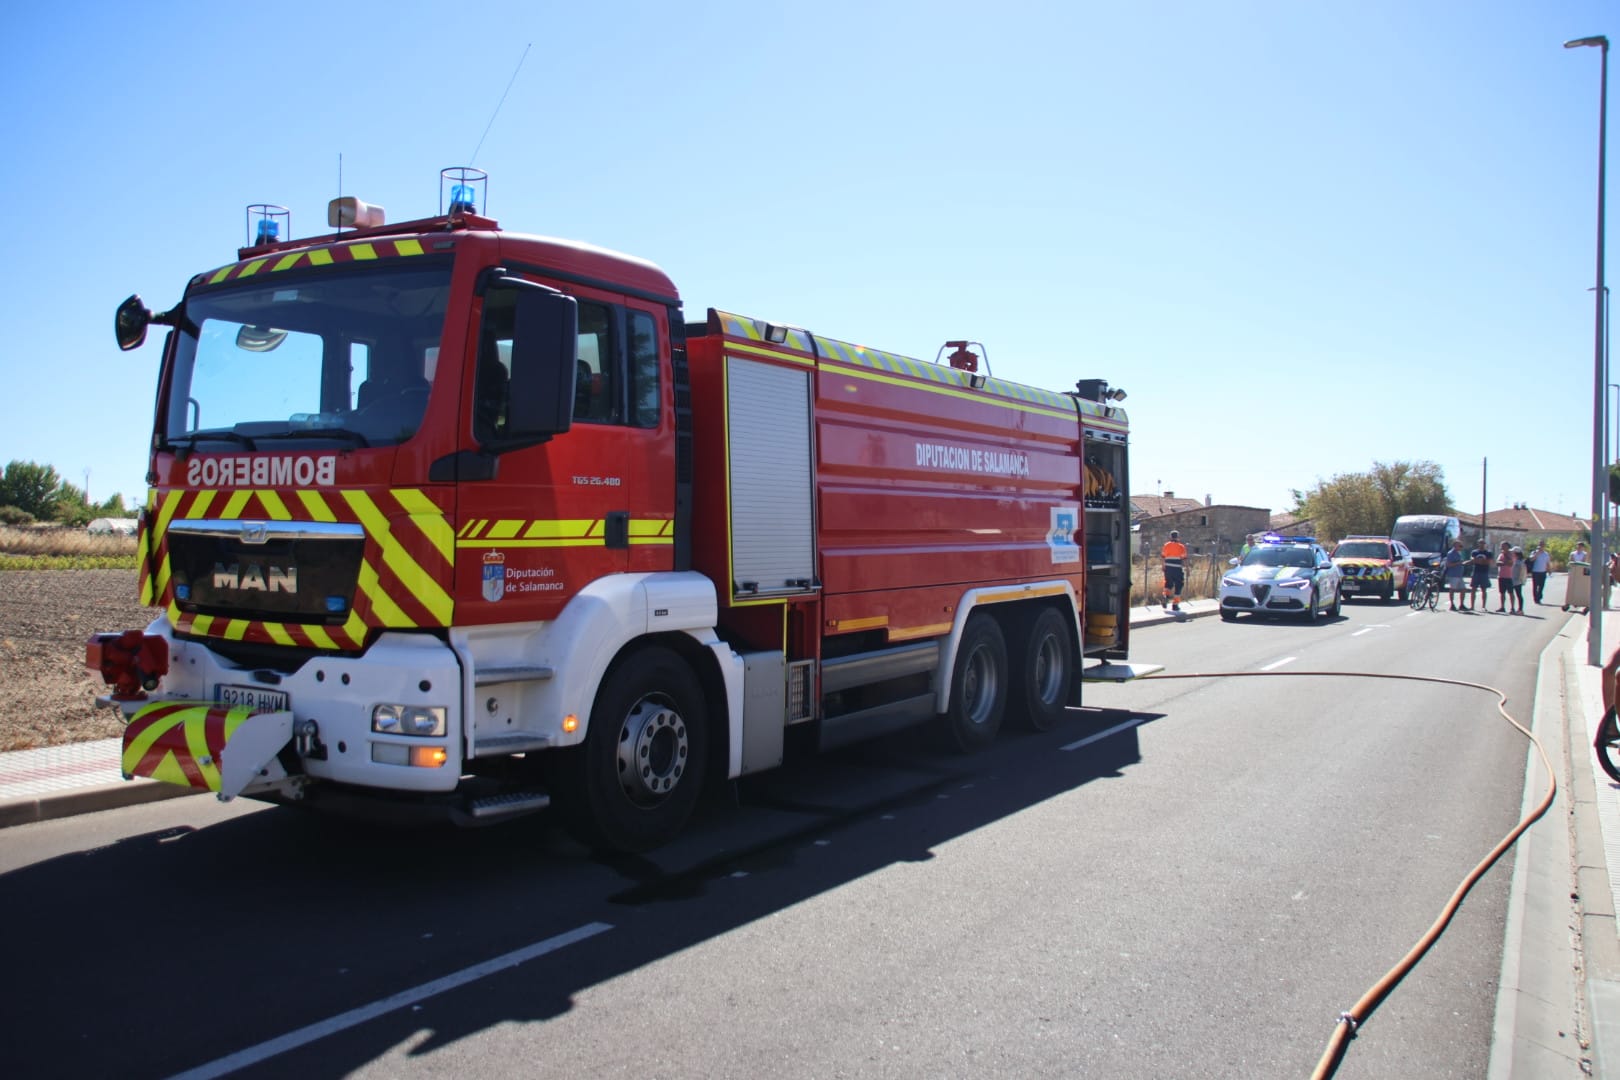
[552,646,709,854]
[938,613,1008,753]
[1596,708,1620,784]
[1011,607,1074,732]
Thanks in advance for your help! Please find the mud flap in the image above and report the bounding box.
[122,702,294,800]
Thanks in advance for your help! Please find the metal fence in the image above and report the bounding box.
[1131,554,1226,603]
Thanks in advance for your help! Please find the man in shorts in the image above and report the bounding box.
[1442,539,1468,611]
[1161,530,1187,612]
[1467,537,1492,611]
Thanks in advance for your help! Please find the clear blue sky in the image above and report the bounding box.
[1,1,1611,521]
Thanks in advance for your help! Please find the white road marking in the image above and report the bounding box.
[166,921,613,1080]
[1062,716,1150,751]
[1260,656,1296,671]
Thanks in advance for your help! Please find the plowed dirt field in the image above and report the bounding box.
[0,570,152,749]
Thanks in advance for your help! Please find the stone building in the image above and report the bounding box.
[1133,495,1271,560]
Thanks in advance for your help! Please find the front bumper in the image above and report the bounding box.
[1219,581,1314,613]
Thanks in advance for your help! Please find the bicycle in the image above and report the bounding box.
[1596,708,1620,784]
[1408,568,1444,611]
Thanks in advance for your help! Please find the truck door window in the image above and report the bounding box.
[629,310,659,428]
[574,302,618,423]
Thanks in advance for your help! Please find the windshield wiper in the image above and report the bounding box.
[170,430,258,451]
[255,428,372,448]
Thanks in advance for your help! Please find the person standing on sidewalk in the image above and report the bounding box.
[1496,541,1516,612]
[1573,541,1590,565]
[1443,539,1468,611]
[1161,530,1187,613]
[1467,537,1492,611]
[1510,546,1527,613]
[1528,540,1551,604]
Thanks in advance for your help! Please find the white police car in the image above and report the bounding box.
[1219,536,1343,622]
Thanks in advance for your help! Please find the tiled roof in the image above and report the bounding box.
[1130,495,1204,519]
[1475,507,1590,533]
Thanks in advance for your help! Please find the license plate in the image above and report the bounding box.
[214,684,291,713]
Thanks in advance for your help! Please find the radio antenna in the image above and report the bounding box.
[470,43,531,166]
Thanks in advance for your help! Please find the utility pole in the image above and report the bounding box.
[1480,457,1487,547]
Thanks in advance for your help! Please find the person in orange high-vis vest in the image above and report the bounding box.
[1161,530,1187,612]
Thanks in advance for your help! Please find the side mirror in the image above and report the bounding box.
[1228,557,1240,566]
[115,295,152,351]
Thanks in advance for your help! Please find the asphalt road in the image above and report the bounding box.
[0,595,1561,1079]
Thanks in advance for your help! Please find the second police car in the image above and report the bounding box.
[1219,535,1343,622]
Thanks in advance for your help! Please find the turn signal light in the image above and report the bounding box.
[410,746,447,768]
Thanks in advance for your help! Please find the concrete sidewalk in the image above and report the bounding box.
[0,594,1614,1077]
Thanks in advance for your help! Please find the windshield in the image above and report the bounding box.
[1334,542,1389,559]
[1392,527,1443,552]
[163,264,452,449]
[1243,546,1315,569]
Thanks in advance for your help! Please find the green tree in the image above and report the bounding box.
[1295,460,1452,542]
[0,460,62,519]
[51,481,95,527]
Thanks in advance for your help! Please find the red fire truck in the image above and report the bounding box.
[90,172,1149,851]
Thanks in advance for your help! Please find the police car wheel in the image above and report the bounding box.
[939,613,1008,753]
[1329,585,1342,618]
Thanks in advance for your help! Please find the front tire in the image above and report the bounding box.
[1011,607,1074,732]
[1329,584,1342,618]
[938,613,1008,753]
[1304,591,1320,622]
[553,646,709,853]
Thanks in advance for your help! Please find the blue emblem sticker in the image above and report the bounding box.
[1048,506,1079,564]
[482,551,506,602]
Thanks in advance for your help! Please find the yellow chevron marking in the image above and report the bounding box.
[488,520,524,540]
[221,490,253,518]
[522,519,596,539]
[192,614,216,636]
[340,610,367,644]
[222,619,249,641]
[209,267,233,285]
[342,491,453,625]
[349,243,378,261]
[308,249,333,266]
[395,239,425,256]
[265,623,296,647]
[238,258,270,278]
[304,624,338,650]
[297,490,336,522]
[394,489,453,563]
[258,490,291,520]
[358,558,413,627]
[182,711,222,791]
[186,490,217,518]
[273,253,303,272]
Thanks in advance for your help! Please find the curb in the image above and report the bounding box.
[0,778,196,829]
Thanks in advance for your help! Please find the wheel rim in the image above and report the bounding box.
[962,643,1000,726]
[616,694,690,806]
[1032,632,1064,705]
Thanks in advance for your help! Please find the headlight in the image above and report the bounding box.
[372,704,447,737]
[1275,576,1312,589]
[1222,576,1245,587]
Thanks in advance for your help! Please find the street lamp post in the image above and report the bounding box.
[1567,33,1609,666]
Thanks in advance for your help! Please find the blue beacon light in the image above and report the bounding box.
[255,218,280,245]
[448,184,477,214]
